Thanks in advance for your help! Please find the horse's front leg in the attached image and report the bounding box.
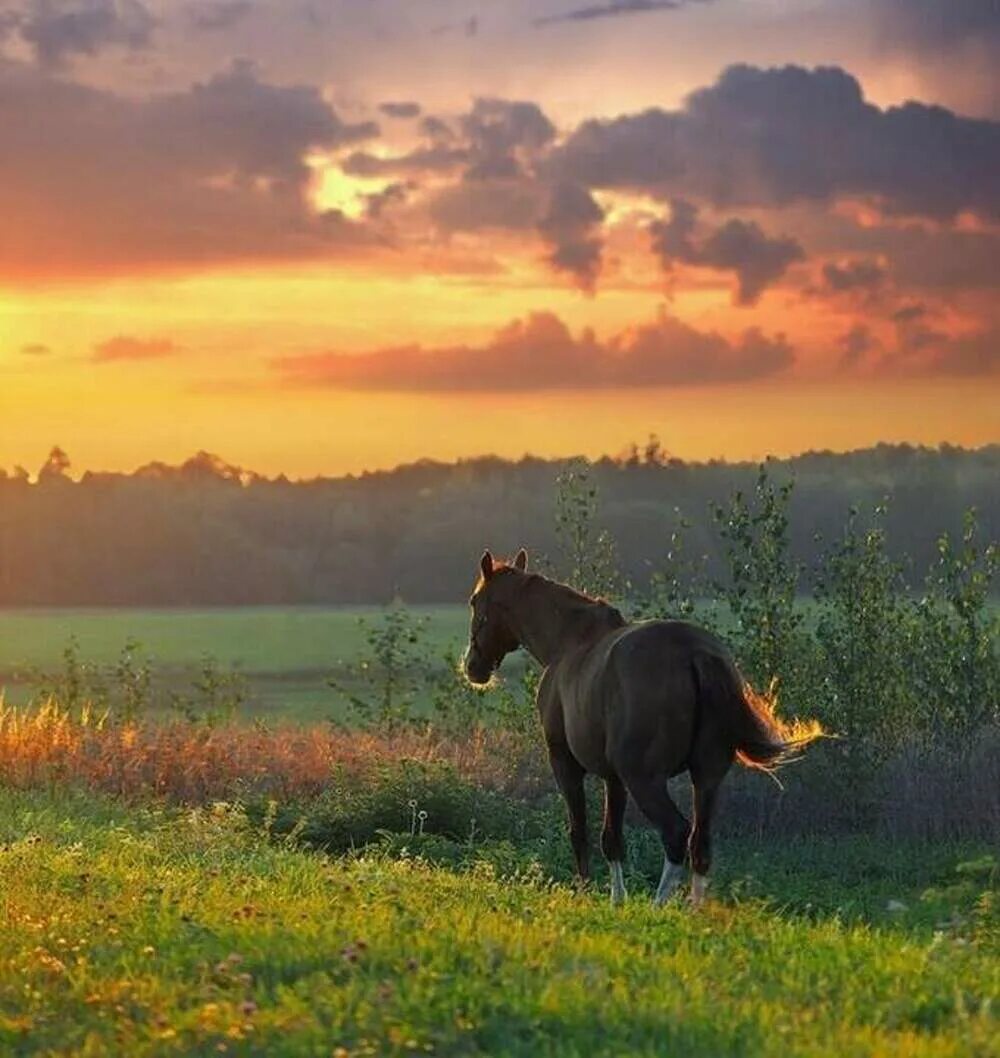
[547,744,589,884]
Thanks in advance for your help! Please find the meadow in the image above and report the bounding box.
[1,464,996,1056]
[2,781,997,1058]
[0,606,473,721]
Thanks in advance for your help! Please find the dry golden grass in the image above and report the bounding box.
[0,700,548,805]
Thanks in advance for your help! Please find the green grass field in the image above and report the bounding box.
[2,787,996,1058]
[0,606,473,721]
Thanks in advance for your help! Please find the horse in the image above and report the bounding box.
[464,548,824,907]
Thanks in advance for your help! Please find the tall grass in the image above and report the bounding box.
[0,699,547,804]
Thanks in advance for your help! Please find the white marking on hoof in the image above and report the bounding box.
[609,861,627,907]
[654,858,685,906]
[691,873,708,907]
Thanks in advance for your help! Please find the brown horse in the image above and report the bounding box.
[464,549,823,906]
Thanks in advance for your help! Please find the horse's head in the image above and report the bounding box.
[464,548,527,685]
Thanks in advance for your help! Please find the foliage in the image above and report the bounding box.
[813,503,913,757]
[3,442,996,607]
[709,465,818,709]
[169,655,248,726]
[914,509,999,735]
[329,602,430,730]
[553,458,622,600]
[636,508,716,625]
[0,700,547,805]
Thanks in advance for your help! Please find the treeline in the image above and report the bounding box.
[0,442,997,606]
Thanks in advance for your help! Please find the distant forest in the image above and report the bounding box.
[1,442,997,606]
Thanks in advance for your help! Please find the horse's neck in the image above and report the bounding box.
[510,577,613,668]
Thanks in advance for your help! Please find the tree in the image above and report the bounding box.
[38,446,71,483]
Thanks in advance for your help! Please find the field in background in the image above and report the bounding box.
[0,605,472,721]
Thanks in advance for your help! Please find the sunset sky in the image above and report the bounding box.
[1,0,998,477]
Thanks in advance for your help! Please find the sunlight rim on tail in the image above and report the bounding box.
[735,679,826,774]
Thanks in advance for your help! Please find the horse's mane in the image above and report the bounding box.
[508,569,626,629]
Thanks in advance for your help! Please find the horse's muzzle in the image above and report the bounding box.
[464,648,494,686]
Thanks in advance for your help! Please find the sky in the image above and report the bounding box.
[0,0,998,477]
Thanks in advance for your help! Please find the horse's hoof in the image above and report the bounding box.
[609,862,627,907]
[690,874,708,907]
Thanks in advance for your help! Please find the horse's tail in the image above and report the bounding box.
[693,653,824,772]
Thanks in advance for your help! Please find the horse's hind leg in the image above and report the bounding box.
[602,775,628,907]
[548,744,590,884]
[688,754,731,907]
[621,772,690,906]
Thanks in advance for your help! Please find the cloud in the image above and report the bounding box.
[92,336,179,362]
[884,311,1000,376]
[650,199,804,304]
[342,143,467,178]
[20,342,52,355]
[362,180,411,219]
[822,257,887,294]
[427,179,544,232]
[537,181,604,290]
[17,0,156,67]
[460,97,556,181]
[378,100,421,119]
[535,0,711,27]
[0,58,380,280]
[550,64,1000,220]
[892,302,927,324]
[872,0,1000,50]
[271,308,795,391]
[837,324,875,370]
[186,1,254,32]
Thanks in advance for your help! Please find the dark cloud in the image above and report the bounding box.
[551,64,1000,220]
[892,302,928,324]
[271,309,794,391]
[420,115,456,142]
[92,335,178,362]
[186,1,254,32]
[426,179,544,232]
[873,0,1000,50]
[798,207,1000,293]
[822,257,887,294]
[0,59,380,280]
[837,324,876,369]
[17,0,156,67]
[342,98,555,185]
[461,97,557,181]
[342,143,467,178]
[20,342,52,356]
[938,327,1000,375]
[362,180,412,219]
[882,307,1000,376]
[650,199,804,304]
[378,100,421,119]
[537,182,604,291]
[535,0,712,27]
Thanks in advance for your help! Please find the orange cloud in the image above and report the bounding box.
[272,309,795,391]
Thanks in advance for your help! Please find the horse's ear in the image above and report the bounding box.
[480,550,495,581]
[513,548,528,572]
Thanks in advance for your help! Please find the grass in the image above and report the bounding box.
[0,606,473,721]
[1,786,997,1058]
